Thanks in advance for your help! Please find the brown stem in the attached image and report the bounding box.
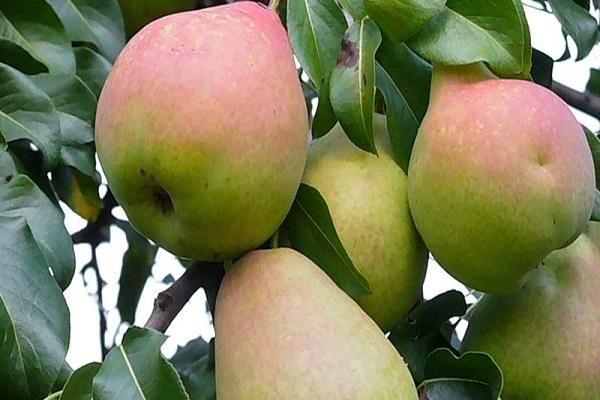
[145,262,225,333]
[552,81,600,121]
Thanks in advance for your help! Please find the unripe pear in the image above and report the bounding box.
[408,63,595,293]
[462,222,600,400]
[215,248,418,399]
[96,2,308,261]
[118,0,197,38]
[303,114,428,332]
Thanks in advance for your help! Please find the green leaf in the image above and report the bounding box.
[52,361,73,392]
[0,63,61,168]
[389,290,467,382]
[421,348,503,399]
[586,68,600,97]
[92,327,189,400]
[547,0,597,60]
[591,189,600,222]
[73,47,112,100]
[584,127,600,188]
[338,0,366,19]
[364,0,445,42]
[45,0,125,62]
[0,216,70,400]
[287,0,346,136]
[115,220,158,324]
[0,0,75,73]
[409,0,532,77]
[419,380,494,400]
[531,48,554,88]
[0,38,47,74]
[60,363,101,400]
[53,165,101,222]
[283,183,371,300]
[375,41,431,172]
[172,338,216,400]
[330,17,381,154]
[0,173,75,289]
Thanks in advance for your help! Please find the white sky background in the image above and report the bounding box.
[62,3,600,368]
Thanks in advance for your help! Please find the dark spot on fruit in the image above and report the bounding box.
[552,217,556,226]
[337,38,358,68]
[536,152,548,167]
[152,185,174,215]
[140,168,146,176]
[204,182,209,189]
[5,175,12,183]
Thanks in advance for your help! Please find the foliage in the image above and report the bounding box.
[0,0,599,399]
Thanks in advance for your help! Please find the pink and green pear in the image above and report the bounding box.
[462,222,600,400]
[96,2,308,261]
[303,114,428,332]
[118,0,197,38]
[408,63,595,293]
[215,248,418,399]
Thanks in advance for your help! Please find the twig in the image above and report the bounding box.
[145,262,225,333]
[91,248,109,358]
[552,81,600,121]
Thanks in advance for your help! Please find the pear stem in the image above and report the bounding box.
[145,262,225,333]
[268,0,281,11]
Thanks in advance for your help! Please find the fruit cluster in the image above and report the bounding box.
[97,2,598,399]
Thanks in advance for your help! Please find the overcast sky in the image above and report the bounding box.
[62,2,600,368]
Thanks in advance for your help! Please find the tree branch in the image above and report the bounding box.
[145,262,225,333]
[552,81,600,121]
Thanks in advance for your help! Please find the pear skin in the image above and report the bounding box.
[303,114,428,332]
[408,63,595,293]
[462,222,600,399]
[215,248,418,399]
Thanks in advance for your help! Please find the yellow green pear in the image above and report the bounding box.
[215,248,418,399]
[302,114,428,332]
[462,222,600,399]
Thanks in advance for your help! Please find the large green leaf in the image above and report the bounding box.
[74,47,112,100]
[283,183,371,299]
[365,0,445,42]
[0,0,75,73]
[60,362,101,400]
[0,38,47,74]
[547,0,597,60]
[115,219,158,324]
[376,41,431,173]
[338,0,366,19]
[0,216,70,400]
[0,63,61,168]
[0,173,75,289]
[45,0,125,62]
[172,338,216,400]
[287,0,347,137]
[92,327,189,400]
[409,0,531,77]
[330,17,381,155]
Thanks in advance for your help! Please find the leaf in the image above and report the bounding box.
[0,173,75,289]
[0,0,75,73]
[375,41,431,172]
[53,165,101,221]
[364,0,445,42]
[283,183,371,300]
[338,0,366,19]
[171,337,209,371]
[92,327,189,400]
[547,0,597,60]
[287,0,347,136]
[52,361,73,392]
[531,48,554,88]
[73,47,112,100]
[115,220,158,324]
[0,216,70,400]
[584,127,600,188]
[591,189,600,222]
[172,338,216,400]
[586,68,600,97]
[0,38,47,74]
[419,380,494,400]
[45,0,125,62]
[389,290,467,382]
[409,0,532,77]
[0,63,61,168]
[420,348,503,400]
[60,363,101,400]
[330,17,381,154]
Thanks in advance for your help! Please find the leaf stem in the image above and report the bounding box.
[42,391,63,400]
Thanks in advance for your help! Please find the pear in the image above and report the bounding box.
[408,63,595,293]
[461,222,600,399]
[215,248,418,399]
[302,114,428,332]
[117,0,197,38]
[96,2,308,261]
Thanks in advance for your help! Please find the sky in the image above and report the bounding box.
[61,2,600,368]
